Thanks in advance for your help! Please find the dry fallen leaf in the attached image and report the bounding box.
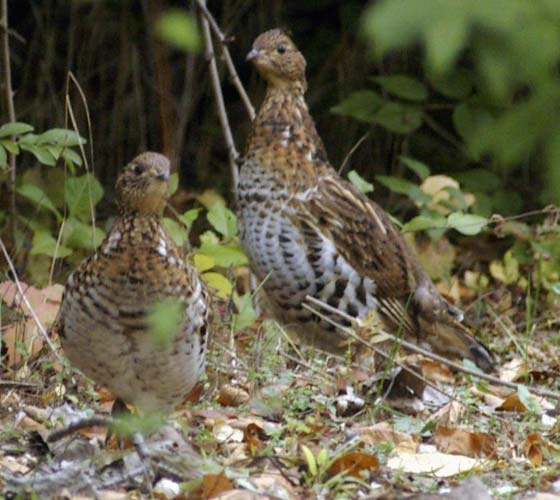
[499,358,530,383]
[433,426,497,458]
[523,433,554,467]
[201,471,234,498]
[328,451,380,478]
[357,422,417,450]
[218,384,250,407]
[244,422,266,456]
[497,393,527,412]
[387,450,487,478]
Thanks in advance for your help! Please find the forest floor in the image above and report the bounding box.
[0,250,560,499]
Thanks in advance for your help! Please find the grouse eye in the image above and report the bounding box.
[276,45,287,54]
[132,164,145,175]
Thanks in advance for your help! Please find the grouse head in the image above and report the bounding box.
[116,152,170,215]
[247,29,306,90]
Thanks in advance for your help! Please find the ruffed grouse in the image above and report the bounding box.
[55,152,210,414]
[237,29,494,371]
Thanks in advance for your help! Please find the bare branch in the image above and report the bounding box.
[195,0,255,120]
[0,237,65,365]
[199,0,239,193]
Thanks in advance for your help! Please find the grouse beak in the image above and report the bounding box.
[246,48,260,62]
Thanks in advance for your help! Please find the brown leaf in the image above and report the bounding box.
[328,452,379,478]
[358,421,417,450]
[201,471,234,498]
[523,433,553,467]
[243,422,266,456]
[497,393,527,412]
[217,384,249,407]
[434,426,497,458]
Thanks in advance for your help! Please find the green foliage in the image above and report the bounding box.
[362,0,560,204]
[156,9,200,52]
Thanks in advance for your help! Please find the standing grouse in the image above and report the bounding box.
[55,152,210,414]
[237,29,493,371]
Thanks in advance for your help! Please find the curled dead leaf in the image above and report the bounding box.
[218,384,250,407]
[497,393,527,412]
[523,433,553,467]
[244,422,266,456]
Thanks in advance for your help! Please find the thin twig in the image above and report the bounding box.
[195,0,255,120]
[338,132,369,175]
[199,0,239,193]
[304,295,560,401]
[0,237,64,365]
[0,380,40,388]
[1,0,17,243]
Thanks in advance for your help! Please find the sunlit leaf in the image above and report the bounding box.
[36,128,86,147]
[197,242,248,267]
[0,139,19,155]
[178,208,202,228]
[402,215,446,233]
[156,9,200,52]
[193,254,215,272]
[202,272,232,299]
[30,230,72,258]
[163,217,188,246]
[207,203,238,239]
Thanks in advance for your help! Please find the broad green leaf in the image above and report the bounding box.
[202,272,232,299]
[147,299,184,349]
[331,90,384,123]
[17,183,61,218]
[371,101,423,134]
[301,445,317,477]
[402,215,446,232]
[163,217,188,247]
[197,242,248,268]
[0,145,6,169]
[428,69,472,99]
[20,144,56,166]
[0,139,19,155]
[30,230,72,258]
[193,254,215,272]
[233,293,257,331]
[375,175,417,195]
[348,170,373,194]
[447,212,487,235]
[0,122,34,138]
[207,203,238,239]
[65,174,104,222]
[371,74,428,101]
[400,156,430,180]
[455,169,500,192]
[36,128,86,147]
[156,10,200,52]
[426,17,468,74]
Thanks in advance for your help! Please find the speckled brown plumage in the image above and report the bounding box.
[237,29,494,371]
[54,152,210,413]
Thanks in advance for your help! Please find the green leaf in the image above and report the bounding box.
[193,254,215,272]
[163,217,188,247]
[17,183,61,218]
[20,144,56,166]
[178,208,202,228]
[0,139,19,155]
[331,90,384,123]
[301,445,318,477]
[197,242,248,268]
[371,74,428,101]
[428,69,472,99]
[202,272,232,299]
[233,293,258,331]
[371,101,423,134]
[168,173,179,196]
[375,175,417,195]
[402,215,446,233]
[348,170,373,194]
[0,122,34,138]
[62,217,105,250]
[65,174,104,222]
[30,230,72,258]
[147,299,184,349]
[36,128,86,147]
[447,212,488,235]
[61,148,83,167]
[426,17,468,74]
[400,156,430,180]
[0,145,6,169]
[156,9,200,52]
[207,203,238,239]
[454,168,500,192]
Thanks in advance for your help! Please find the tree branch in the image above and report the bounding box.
[1,0,16,243]
[195,0,255,121]
[199,0,239,194]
